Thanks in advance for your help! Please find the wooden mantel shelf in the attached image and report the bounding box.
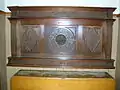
[8,6,116,12]
[8,57,115,69]
[1,12,120,17]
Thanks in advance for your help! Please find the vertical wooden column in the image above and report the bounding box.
[10,20,21,56]
[102,20,114,59]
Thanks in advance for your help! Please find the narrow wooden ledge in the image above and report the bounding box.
[0,10,5,14]
[0,10,11,15]
[7,57,115,69]
[8,6,116,12]
[114,14,120,17]
[0,11,119,18]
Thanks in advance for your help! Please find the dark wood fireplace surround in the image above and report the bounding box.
[7,6,116,69]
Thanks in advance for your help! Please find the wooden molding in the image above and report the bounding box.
[7,57,115,69]
[0,10,119,17]
[0,10,11,15]
[5,12,11,16]
[114,14,120,17]
[1,12,120,18]
[0,10,5,15]
[8,6,116,12]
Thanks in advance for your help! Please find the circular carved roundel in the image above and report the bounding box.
[48,27,75,54]
[55,34,67,45]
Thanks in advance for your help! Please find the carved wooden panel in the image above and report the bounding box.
[19,24,103,58]
[81,26,102,55]
[45,26,76,55]
[21,25,41,54]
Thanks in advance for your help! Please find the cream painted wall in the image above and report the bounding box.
[115,17,120,90]
[5,0,119,13]
[0,14,7,90]
[0,0,5,11]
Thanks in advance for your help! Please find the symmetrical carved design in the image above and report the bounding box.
[21,25,41,53]
[82,26,102,55]
[19,25,103,56]
[7,6,115,68]
[45,26,76,54]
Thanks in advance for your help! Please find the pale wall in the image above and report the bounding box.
[115,17,120,90]
[0,0,5,11]
[0,14,7,90]
[5,0,119,13]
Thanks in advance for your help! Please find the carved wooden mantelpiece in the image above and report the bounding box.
[7,6,116,68]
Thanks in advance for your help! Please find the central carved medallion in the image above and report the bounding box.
[55,34,67,45]
[47,26,76,54]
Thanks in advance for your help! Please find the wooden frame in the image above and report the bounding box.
[7,6,116,68]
